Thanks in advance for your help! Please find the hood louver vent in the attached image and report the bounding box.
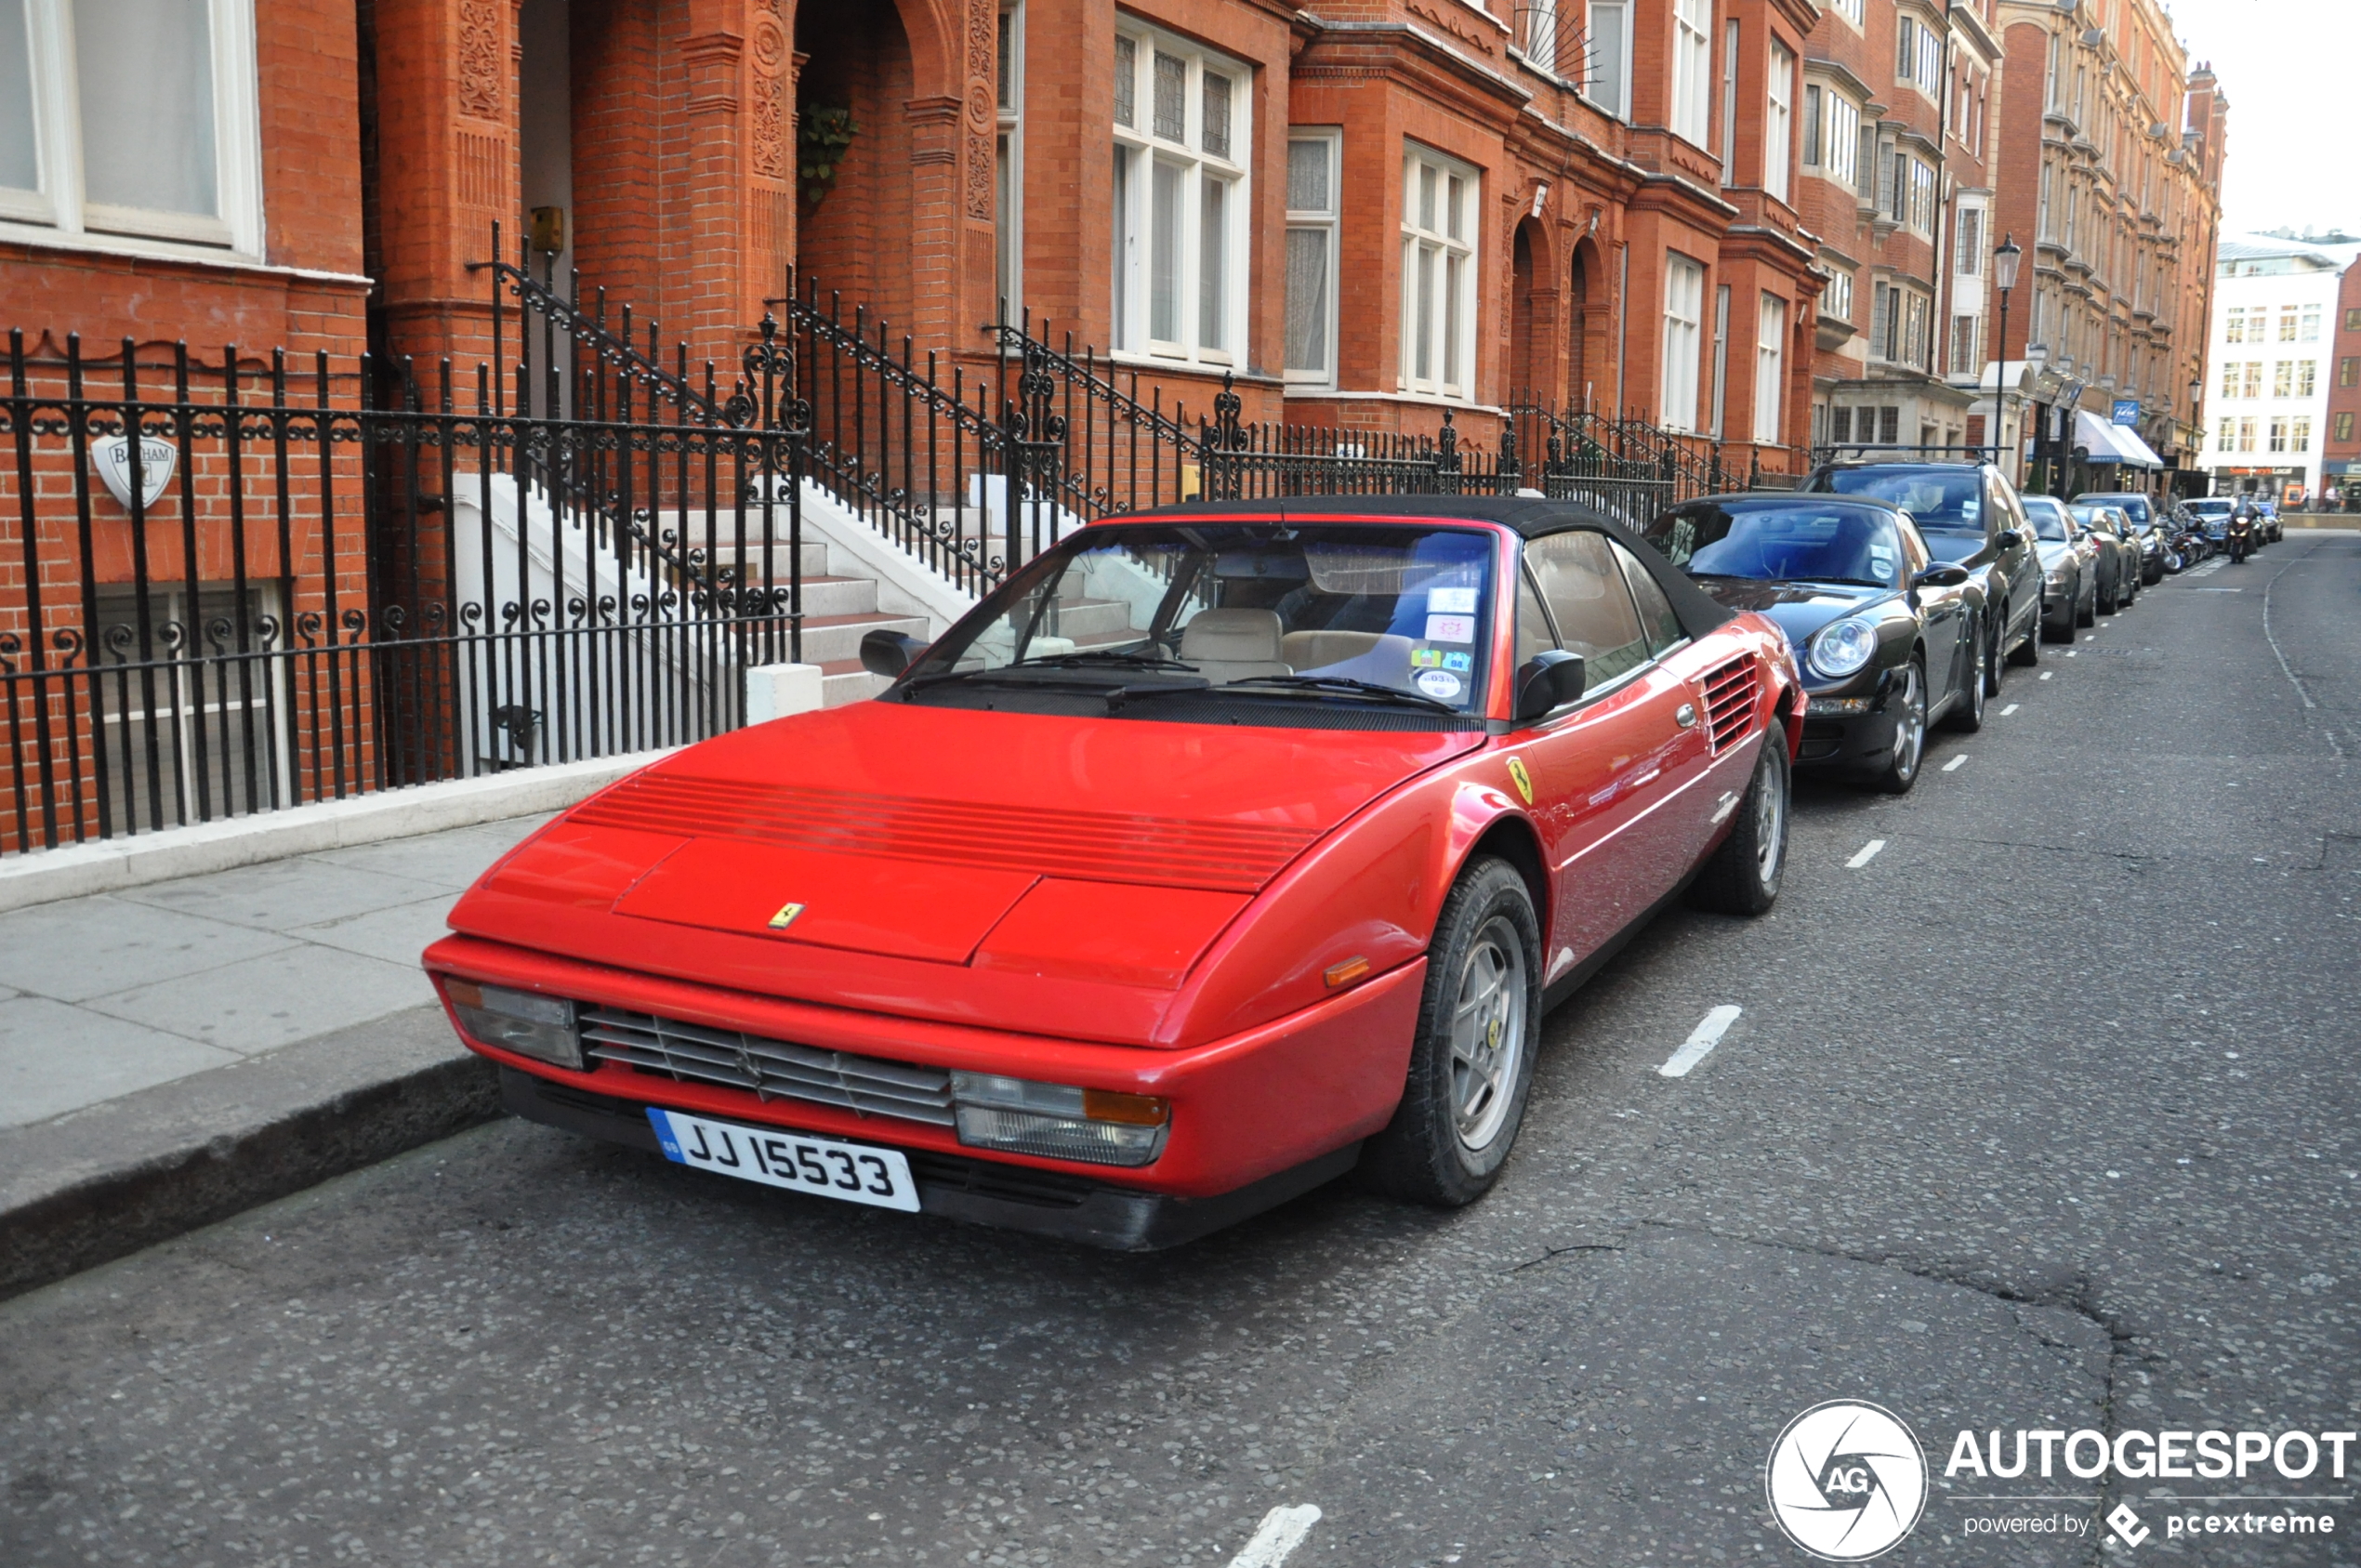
[1700,657,1759,755]
[571,774,1318,893]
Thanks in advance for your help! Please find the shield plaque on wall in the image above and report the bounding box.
[91,433,178,513]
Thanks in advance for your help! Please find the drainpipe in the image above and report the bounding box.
[1931,0,1959,439]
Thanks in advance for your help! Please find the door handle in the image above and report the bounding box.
[1675,702,1699,729]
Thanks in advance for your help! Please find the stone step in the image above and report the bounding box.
[791,609,930,665]
[791,573,882,618]
[819,658,894,708]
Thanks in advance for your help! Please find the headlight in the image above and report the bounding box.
[2044,561,2070,584]
[951,1072,1170,1166]
[443,979,583,1070]
[1805,618,1879,680]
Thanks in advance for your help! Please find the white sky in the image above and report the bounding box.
[2160,0,2361,237]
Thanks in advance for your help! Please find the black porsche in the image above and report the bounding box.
[1640,494,1985,794]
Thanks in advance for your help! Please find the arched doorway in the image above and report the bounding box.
[793,2,918,331]
[1569,236,1607,414]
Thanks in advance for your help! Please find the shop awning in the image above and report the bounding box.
[2075,409,2163,469]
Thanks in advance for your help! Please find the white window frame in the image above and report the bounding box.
[994,2,1024,327]
[1753,292,1786,443]
[1670,0,1712,149]
[1585,1,1631,120]
[1827,0,1863,26]
[1283,128,1339,389]
[1397,142,1480,402]
[1764,41,1794,203]
[1719,18,1739,178]
[1660,253,1705,433]
[0,0,262,258]
[1824,266,1853,325]
[1109,23,1250,367]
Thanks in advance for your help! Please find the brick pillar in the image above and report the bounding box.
[375,0,520,370]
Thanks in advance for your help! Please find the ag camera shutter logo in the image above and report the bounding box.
[1765,1401,1928,1561]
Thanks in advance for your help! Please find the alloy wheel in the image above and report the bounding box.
[1450,918,1529,1153]
[1889,663,1926,785]
[1752,758,1787,886]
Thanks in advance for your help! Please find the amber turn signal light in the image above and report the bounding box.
[1080,1088,1170,1127]
[1323,955,1371,989]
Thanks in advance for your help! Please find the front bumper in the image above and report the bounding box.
[1793,670,1904,771]
[501,1067,1362,1249]
[427,931,1423,1230]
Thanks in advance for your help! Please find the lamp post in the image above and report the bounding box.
[1993,234,2023,483]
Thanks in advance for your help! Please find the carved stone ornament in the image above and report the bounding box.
[457,0,502,120]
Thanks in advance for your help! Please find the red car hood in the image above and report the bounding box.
[444,702,1481,1045]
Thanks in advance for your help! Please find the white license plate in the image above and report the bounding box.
[646,1109,920,1212]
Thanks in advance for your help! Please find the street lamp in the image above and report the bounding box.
[1994,234,2023,481]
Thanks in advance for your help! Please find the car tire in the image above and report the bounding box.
[1360,857,1542,1207]
[1688,735,1788,916]
[2079,579,2099,626]
[1869,656,1927,796]
[1946,624,1988,732]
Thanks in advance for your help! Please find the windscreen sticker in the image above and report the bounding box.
[1427,586,1480,614]
[1424,613,1476,644]
[1410,648,1444,668]
[1416,669,1463,700]
[1443,651,1472,671]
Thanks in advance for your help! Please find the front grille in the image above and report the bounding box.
[581,1008,955,1127]
[1699,656,1759,754]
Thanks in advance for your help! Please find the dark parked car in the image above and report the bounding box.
[2022,495,2099,642]
[1642,494,1984,794]
[2077,491,2169,584]
[2182,496,2236,547]
[1800,457,2047,696]
[2067,502,2143,612]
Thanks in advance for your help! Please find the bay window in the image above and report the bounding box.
[1765,42,1794,202]
[1586,1,1630,119]
[1111,26,1250,364]
[1753,294,1786,442]
[1398,144,1479,401]
[1661,254,1705,432]
[0,0,262,256]
[1284,131,1339,386]
[1671,0,1711,148]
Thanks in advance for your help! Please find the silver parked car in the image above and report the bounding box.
[2023,495,2099,642]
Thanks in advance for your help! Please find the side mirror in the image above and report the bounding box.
[1514,650,1587,722]
[860,628,929,679]
[1997,528,2025,549]
[1911,564,1972,589]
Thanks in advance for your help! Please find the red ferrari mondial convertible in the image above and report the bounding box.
[425,498,1801,1247]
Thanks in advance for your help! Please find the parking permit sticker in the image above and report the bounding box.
[1444,651,1471,671]
[1424,613,1476,643]
[1416,670,1463,700]
[1411,648,1444,667]
[1428,586,1480,614]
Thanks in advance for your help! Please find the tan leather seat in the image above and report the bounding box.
[1282,630,1414,685]
[1180,608,1292,684]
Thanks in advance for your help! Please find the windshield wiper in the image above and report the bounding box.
[1115,674,1462,715]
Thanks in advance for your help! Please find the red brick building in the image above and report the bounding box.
[2324,261,2361,507]
[2,0,1832,458]
[1797,0,2002,457]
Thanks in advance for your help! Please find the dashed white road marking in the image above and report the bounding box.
[2064,650,2077,656]
[2000,703,2020,716]
[1228,1506,1323,1568]
[2038,671,2053,681]
[1846,838,1887,869]
[1660,1005,1743,1078]
[1943,755,1968,772]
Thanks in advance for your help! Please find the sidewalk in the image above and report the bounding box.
[0,814,548,1298]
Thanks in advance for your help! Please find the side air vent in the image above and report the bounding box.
[1699,657,1759,755]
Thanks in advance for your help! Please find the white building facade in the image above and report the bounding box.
[2200,236,2361,503]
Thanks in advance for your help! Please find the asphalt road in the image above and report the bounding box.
[5,534,2357,1568]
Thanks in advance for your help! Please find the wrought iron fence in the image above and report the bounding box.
[5,229,1809,857]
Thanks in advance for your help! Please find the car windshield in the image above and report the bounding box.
[897,521,1498,722]
[1642,498,1907,587]
[2079,494,2152,526]
[2024,497,2073,542]
[2067,506,2112,533]
[1815,466,1982,530]
[2186,500,2232,516]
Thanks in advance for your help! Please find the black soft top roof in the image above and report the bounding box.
[1111,494,1735,639]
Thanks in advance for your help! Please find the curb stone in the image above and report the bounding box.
[0,1006,497,1302]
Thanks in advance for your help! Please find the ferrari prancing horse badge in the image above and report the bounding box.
[1506,757,1534,805]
